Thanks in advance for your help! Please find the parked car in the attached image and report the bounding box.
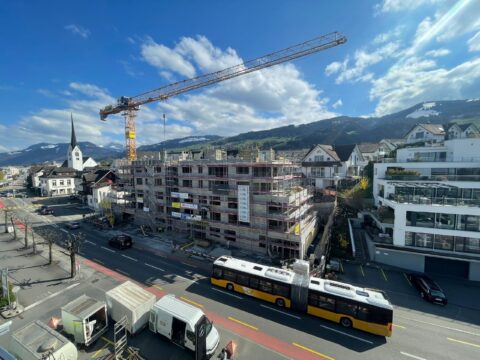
[408,273,448,305]
[66,222,80,230]
[109,234,133,250]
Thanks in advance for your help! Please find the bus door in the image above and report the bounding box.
[171,317,187,347]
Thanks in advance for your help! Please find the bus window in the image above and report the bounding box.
[237,273,249,286]
[336,300,357,317]
[259,279,272,293]
[213,266,223,279]
[318,296,335,311]
[224,270,237,282]
[357,306,370,321]
[308,292,318,306]
[369,308,392,325]
[249,277,259,289]
[273,283,290,297]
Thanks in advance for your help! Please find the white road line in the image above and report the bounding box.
[181,262,197,268]
[400,351,426,360]
[260,304,301,319]
[101,246,116,253]
[320,325,373,344]
[85,240,96,245]
[397,315,480,336]
[211,287,244,299]
[122,254,138,262]
[144,263,165,272]
[176,275,197,283]
[24,283,80,311]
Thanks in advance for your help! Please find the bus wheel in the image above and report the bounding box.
[275,298,285,307]
[226,283,234,291]
[340,317,352,328]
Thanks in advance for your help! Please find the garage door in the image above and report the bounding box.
[425,256,469,278]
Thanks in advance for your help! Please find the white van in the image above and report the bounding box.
[149,294,220,357]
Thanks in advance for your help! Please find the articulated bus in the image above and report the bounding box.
[211,256,393,337]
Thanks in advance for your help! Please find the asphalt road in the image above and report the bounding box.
[2,192,480,360]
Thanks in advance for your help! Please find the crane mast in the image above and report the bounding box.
[100,31,347,160]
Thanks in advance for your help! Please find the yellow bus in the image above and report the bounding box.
[211,256,393,337]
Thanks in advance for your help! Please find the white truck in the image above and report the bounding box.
[105,281,156,335]
[149,294,220,357]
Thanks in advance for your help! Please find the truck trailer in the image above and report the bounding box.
[61,295,108,346]
[105,281,156,335]
[149,294,220,357]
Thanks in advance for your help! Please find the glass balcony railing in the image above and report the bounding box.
[387,194,480,207]
[384,174,480,181]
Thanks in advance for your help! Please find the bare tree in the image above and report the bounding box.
[22,216,31,249]
[35,227,62,265]
[62,232,85,278]
[10,216,17,240]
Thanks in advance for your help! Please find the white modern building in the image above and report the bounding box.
[372,125,480,281]
[39,167,78,196]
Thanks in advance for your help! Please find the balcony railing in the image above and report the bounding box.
[385,174,480,181]
[387,194,480,207]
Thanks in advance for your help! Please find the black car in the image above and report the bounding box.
[109,234,133,250]
[408,273,448,305]
[40,207,54,215]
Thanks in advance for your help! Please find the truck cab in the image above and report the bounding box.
[149,295,219,356]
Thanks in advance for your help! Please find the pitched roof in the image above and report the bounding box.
[333,144,356,161]
[447,122,479,132]
[318,145,340,161]
[357,143,381,154]
[41,167,78,179]
[82,169,111,184]
[419,123,445,135]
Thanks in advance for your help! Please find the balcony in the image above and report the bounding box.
[385,174,480,182]
[387,194,480,207]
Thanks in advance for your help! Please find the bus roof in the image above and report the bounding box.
[214,256,294,284]
[309,277,393,310]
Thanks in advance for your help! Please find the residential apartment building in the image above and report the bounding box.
[372,124,480,281]
[39,167,77,197]
[113,153,318,259]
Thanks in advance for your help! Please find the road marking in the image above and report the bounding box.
[404,273,412,286]
[447,337,480,348]
[144,263,165,272]
[292,342,335,360]
[180,296,204,308]
[60,229,69,234]
[211,287,244,299]
[175,274,197,283]
[101,336,115,345]
[101,246,115,253]
[85,240,96,245]
[115,268,130,276]
[400,351,426,360]
[394,324,406,329]
[320,325,373,344]
[92,258,104,265]
[359,265,365,277]
[397,315,480,336]
[228,317,258,331]
[380,268,388,281]
[122,254,138,262]
[24,283,80,311]
[181,261,197,268]
[260,304,301,319]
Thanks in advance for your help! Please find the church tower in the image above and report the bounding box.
[67,114,83,171]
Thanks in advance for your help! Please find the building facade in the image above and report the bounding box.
[39,167,77,196]
[373,129,480,281]
[113,154,318,259]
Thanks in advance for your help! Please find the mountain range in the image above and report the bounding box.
[1,99,480,166]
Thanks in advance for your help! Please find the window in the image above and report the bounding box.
[67,180,71,185]
[272,283,290,297]
[228,214,238,224]
[249,277,259,289]
[210,227,220,233]
[314,155,324,162]
[336,300,357,317]
[311,167,325,177]
[182,166,192,174]
[182,180,192,187]
[155,166,162,173]
[237,273,249,286]
[318,296,335,311]
[253,167,272,177]
[155,178,162,186]
[415,232,433,248]
[415,131,425,139]
[136,178,143,185]
[436,213,455,230]
[52,180,57,186]
[236,166,249,175]
[357,306,370,321]
[308,292,318,306]
[228,202,237,209]
[186,330,195,344]
[210,212,221,221]
[224,270,236,282]
[212,266,223,278]
[405,232,414,246]
[258,279,272,293]
[406,211,434,228]
[199,180,203,188]
[197,166,203,174]
[455,237,480,254]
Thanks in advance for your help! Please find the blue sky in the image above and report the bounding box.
[1,0,479,151]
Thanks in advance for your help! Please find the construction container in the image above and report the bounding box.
[61,295,108,346]
[10,320,78,360]
[105,281,156,335]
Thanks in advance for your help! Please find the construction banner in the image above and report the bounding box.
[172,202,181,209]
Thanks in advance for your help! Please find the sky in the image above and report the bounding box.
[0,0,480,152]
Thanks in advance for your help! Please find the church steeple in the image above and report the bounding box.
[70,113,77,149]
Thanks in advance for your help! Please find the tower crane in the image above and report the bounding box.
[100,32,347,160]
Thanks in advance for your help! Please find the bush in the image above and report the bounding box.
[0,283,16,308]
[386,168,420,176]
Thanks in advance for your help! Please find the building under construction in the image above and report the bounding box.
[111,148,318,259]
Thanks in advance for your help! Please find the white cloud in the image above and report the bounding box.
[141,40,196,78]
[332,99,343,109]
[373,26,404,44]
[64,24,90,39]
[468,31,480,52]
[325,61,345,76]
[425,48,451,57]
[36,89,56,98]
[374,0,444,14]
[370,57,480,116]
